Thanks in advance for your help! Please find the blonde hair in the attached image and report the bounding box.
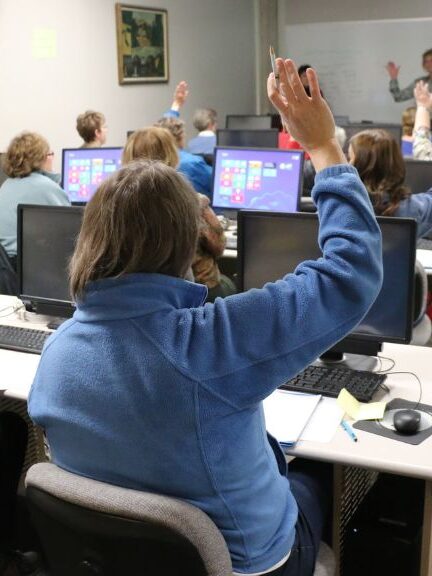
[76,110,105,143]
[3,132,50,178]
[401,107,416,137]
[154,117,185,147]
[122,127,179,167]
[69,160,199,299]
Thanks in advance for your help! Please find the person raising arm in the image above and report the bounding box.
[413,80,432,161]
[29,60,382,576]
[386,49,432,103]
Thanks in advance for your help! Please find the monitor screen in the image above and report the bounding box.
[216,129,279,149]
[212,147,303,213]
[225,115,272,130]
[341,123,402,153]
[62,147,122,204]
[238,212,416,345]
[17,205,84,317]
[404,159,432,195]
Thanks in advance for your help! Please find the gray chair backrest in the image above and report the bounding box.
[26,462,233,576]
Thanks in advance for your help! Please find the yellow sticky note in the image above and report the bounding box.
[32,29,57,59]
[337,388,386,421]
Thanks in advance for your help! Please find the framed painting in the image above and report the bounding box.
[115,4,168,84]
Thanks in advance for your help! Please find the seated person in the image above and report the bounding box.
[187,108,217,155]
[123,127,235,301]
[76,110,108,148]
[348,128,432,239]
[155,116,213,199]
[401,106,416,157]
[28,60,382,576]
[0,132,69,270]
[412,80,432,160]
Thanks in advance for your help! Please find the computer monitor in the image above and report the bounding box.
[62,147,122,204]
[341,123,402,153]
[333,115,350,125]
[404,159,432,195]
[225,115,272,130]
[216,129,279,148]
[212,147,304,214]
[238,212,416,361]
[17,204,84,318]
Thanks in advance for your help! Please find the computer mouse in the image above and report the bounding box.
[393,409,421,435]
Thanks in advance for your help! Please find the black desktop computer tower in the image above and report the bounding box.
[342,474,423,576]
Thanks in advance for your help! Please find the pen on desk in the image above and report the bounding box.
[341,419,358,442]
[269,45,279,89]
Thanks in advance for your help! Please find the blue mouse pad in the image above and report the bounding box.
[353,398,432,445]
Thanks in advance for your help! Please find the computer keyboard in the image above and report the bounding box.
[417,238,432,250]
[225,233,237,250]
[0,325,52,354]
[280,364,387,402]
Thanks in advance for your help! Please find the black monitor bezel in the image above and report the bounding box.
[211,146,304,215]
[237,210,416,346]
[61,146,123,200]
[216,129,279,148]
[404,158,432,195]
[17,204,84,318]
[225,115,273,130]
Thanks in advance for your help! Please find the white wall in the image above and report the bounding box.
[0,0,256,170]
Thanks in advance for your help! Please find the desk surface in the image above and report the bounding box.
[1,312,432,481]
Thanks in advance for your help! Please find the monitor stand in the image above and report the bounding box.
[316,341,383,372]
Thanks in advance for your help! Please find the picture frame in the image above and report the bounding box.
[115,4,168,84]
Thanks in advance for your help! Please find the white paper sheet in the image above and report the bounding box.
[300,397,344,443]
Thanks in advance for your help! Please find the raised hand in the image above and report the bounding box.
[414,80,432,109]
[172,81,189,111]
[385,61,400,80]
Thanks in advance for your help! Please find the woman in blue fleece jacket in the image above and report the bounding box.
[29,61,383,576]
[348,128,432,240]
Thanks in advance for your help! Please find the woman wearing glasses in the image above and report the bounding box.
[0,132,69,270]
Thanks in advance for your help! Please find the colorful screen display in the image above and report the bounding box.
[212,147,303,213]
[62,148,122,203]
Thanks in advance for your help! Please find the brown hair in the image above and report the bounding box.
[3,132,50,178]
[154,117,185,147]
[401,107,416,137]
[422,48,432,62]
[69,160,200,299]
[122,127,179,167]
[76,110,105,143]
[349,129,410,216]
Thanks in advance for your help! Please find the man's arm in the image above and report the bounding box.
[164,80,189,118]
[389,78,417,102]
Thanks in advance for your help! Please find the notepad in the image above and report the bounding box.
[263,390,322,446]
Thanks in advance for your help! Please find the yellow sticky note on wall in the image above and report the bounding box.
[32,29,57,59]
[337,388,386,421]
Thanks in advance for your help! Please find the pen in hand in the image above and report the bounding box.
[269,45,279,89]
[341,419,358,442]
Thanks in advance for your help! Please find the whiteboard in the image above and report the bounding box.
[281,18,432,123]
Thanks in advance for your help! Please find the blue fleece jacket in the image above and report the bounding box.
[29,165,382,574]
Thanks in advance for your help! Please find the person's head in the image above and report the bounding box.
[348,129,410,215]
[122,127,179,167]
[401,106,416,137]
[154,117,186,148]
[3,132,53,178]
[422,49,432,76]
[76,110,107,146]
[69,160,200,299]
[192,108,217,133]
[297,64,312,87]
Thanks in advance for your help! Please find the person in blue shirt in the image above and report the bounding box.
[0,132,70,270]
[28,60,382,576]
[187,107,217,155]
[155,115,213,199]
[348,128,432,240]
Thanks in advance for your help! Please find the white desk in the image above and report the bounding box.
[1,321,432,574]
[418,249,432,274]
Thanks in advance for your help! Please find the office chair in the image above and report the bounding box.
[0,243,18,296]
[411,260,432,345]
[26,463,335,576]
